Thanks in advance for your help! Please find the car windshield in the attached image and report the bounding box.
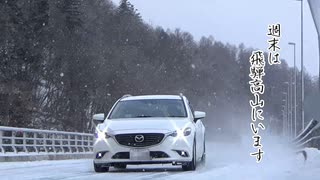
[109,99,187,119]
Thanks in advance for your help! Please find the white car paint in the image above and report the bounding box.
[93,95,206,172]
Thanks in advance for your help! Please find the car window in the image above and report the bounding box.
[109,99,187,119]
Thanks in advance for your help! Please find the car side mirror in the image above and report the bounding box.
[194,111,206,122]
[93,113,105,125]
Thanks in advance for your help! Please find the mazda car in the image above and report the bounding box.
[92,94,206,172]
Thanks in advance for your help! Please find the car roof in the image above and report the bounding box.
[120,95,182,101]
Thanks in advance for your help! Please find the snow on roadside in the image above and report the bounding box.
[0,137,320,180]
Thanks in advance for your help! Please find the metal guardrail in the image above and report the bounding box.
[0,126,93,154]
[293,119,320,148]
[292,119,320,161]
[292,119,318,143]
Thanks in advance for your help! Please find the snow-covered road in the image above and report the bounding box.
[1,138,320,180]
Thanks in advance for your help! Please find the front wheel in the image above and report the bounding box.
[201,141,206,165]
[94,163,109,173]
[182,140,196,171]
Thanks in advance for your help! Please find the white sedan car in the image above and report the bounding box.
[93,94,206,172]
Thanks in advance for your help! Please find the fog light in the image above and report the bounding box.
[175,150,189,157]
[172,161,182,165]
[96,151,108,159]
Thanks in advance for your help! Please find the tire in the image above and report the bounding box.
[114,163,127,169]
[94,163,109,173]
[201,141,206,164]
[182,140,196,171]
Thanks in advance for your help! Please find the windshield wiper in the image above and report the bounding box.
[135,115,153,118]
[168,115,185,117]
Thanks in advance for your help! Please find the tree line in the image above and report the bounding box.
[0,0,318,136]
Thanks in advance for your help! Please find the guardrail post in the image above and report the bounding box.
[88,136,94,151]
[87,136,90,152]
[53,133,57,153]
[0,130,4,153]
[75,135,79,153]
[60,134,65,153]
[23,131,28,153]
[34,132,38,153]
[68,135,71,153]
[12,131,17,153]
[43,133,48,153]
[81,135,85,152]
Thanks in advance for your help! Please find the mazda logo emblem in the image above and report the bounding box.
[135,135,144,143]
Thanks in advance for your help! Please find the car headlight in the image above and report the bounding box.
[169,127,192,137]
[183,127,192,136]
[94,129,112,139]
[169,131,178,137]
[105,132,112,139]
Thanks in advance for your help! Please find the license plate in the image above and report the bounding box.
[130,149,150,161]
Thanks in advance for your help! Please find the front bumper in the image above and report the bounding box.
[93,134,194,166]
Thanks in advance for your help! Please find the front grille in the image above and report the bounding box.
[115,133,165,147]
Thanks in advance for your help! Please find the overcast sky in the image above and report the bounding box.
[112,0,319,77]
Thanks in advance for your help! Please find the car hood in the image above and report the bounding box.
[97,117,192,135]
